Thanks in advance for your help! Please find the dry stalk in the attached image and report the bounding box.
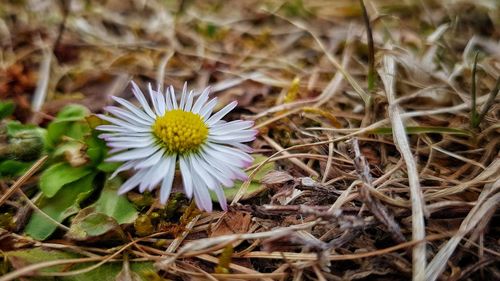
[380,47,427,281]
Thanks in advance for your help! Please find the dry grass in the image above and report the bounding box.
[1,0,499,280]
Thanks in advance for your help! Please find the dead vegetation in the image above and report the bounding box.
[0,0,499,280]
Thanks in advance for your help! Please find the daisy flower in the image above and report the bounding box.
[97,82,257,212]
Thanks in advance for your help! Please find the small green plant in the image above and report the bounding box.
[470,52,500,129]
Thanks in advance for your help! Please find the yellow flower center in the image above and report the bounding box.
[152,109,208,154]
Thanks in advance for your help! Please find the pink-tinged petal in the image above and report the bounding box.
[228,142,254,153]
[206,143,253,165]
[214,186,228,211]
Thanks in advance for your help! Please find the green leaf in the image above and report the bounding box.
[53,104,90,123]
[0,159,31,177]
[214,180,264,202]
[47,121,89,148]
[96,161,121,172]
[24,173,95,240]
[369,126,472,136]
[6,248,81,273]
[5,121,40,137]
[40,162,93,198]
[85,131,107,165]
[46,105,90,148]
[5,248,154,281]
[66,207,125,242]
[92,177,138,224]
[252,154,276,181]
[0,100,15,119]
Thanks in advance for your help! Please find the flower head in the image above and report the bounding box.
[97,82,257,211]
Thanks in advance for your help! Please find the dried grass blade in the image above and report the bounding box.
[425,180,500,281]
[380,48,427,281]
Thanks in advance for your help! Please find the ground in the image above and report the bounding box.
[0,0,499,280]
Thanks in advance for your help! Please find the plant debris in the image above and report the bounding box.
[0,0,499,280]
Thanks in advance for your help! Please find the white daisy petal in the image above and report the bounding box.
[203,150,248,181]
[189,155,218,190]
[105,106,151,126]
[138,155,171,192]
[159,156,176,204]
[118,169,148,194]
[195,153,234,187]
[164,87,174,111]
[184,90,194,111]
[107,141,154,149]
[110,160,140,179]
[148,83,162,116]
[147,157,175,191]
[131,81,156,118]
[109,147,127,154]
[100,81,256,212]
[192,87,210,113]
[199,97,218,120]
[107,146,159,162]
[111,96,154,122]
[209,130,257,143]
[179,82,187,109]
[96,125,134,133]
[207,101,237,126]
[138,167,157,192]
[192,175,213,212]
[169,85,178,109]
[103,135,153,143]
[211,120,254,133]
[179,156,194,198]
[98,114,150,132]
[155,86,166,115]
[145,157,172,191]
[134,148,165,169]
